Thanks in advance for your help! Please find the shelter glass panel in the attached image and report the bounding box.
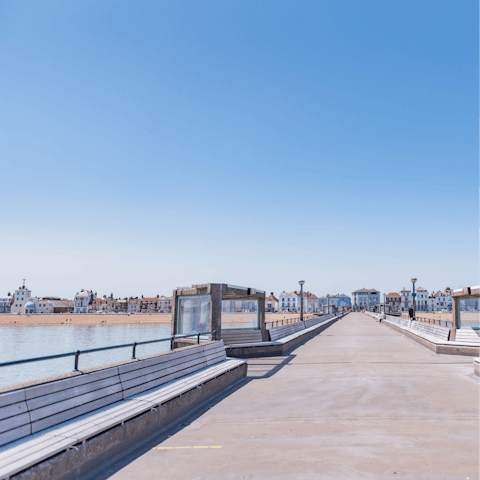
[221,299,259,329]
[458,298,480,329]
[177,295,210,335]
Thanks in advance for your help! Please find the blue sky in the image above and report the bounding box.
[0,0,478,299]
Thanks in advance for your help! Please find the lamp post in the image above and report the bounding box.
[383,293,386,314]
[299,280,305,321]
[411,278,417,320]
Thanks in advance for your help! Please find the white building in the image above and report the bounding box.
[157,296,173,313]
[279,292,300,312]
[0,294,12,313]
[352,289,380,309]
[74,290,96,313]
[431,289,450,312]
[10,283,32,314]
[128,298,141,313]
[415,287,428,312]
[400,288,412,311]
[265,293,278,313]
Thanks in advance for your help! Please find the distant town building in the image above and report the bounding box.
[304,292,319,312]
[325,294,351,308]
[400,287,412,311]
[386,293,400,313]
[265,293,278,313]
[90,296,115,313]
[429,288,451,312]
[279,292,300,312]
[0,294,12,313]
[352,288,380,309]
[128,298,141,313]
[74,290,96,313]
[140,297,158,313]
[19,297,74,314]
[156,296,173,313]
[10,281,32,314]
[114,299,128,313]
[415,287,428,312]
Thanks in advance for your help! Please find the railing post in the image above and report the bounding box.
[170,336,175,350]
[74,350,80,371]
[132,342,137,359]
[197,333,200,344]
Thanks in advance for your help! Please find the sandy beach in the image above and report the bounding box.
[0,313,173,325]
[0,312,311,326]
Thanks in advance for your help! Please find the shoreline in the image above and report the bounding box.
[0,312,312,326]
[0,313,173,326]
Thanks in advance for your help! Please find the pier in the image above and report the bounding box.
[84,312,478,479]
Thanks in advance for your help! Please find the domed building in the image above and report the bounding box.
[24,301,35,314]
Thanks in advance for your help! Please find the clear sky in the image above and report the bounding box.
[0,0,478,299]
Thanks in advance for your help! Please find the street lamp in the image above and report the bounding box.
[299,280,305,321]
[411,278,417,320]
[383,293,386,314]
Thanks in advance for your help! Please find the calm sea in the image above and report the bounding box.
[0,324,172,388]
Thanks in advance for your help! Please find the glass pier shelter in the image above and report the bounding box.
[172,283,267,342]
[451,286,480,340]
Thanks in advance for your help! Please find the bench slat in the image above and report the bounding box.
[25,367,120,400]
[0,412,31,436]
[0,401,29,422]
[26,376,121,411]
[31,392,123,434]
[117,345,206,375]
[118,351,206,383]
[29,384,123,423]
[120,357,207,392]
[0,391,26,409]
[0,425,31,448]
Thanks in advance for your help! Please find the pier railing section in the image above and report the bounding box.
[265,314,319,329]
[399,314,453,329]
[0,330,216,373]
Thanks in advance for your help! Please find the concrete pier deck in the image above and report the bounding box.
[84,313,478,480]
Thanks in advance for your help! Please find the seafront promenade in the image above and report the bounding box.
[86,312,478,480]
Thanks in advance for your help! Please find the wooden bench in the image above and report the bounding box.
[0,341,245,480]
[384,315,411,328]
[221,329,263,345]
[454,328,480,344]
[267,315,335,342]
[304,315,333,328]
[410,321,450,341]
[268,322,305,341]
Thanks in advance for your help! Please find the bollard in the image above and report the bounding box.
[132,342,137,359]
[197,333,200,344]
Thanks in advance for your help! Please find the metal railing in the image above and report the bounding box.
[265,314,321,329]
[0,330,217,372]
[400,313,453,328]
[414,316,453,329]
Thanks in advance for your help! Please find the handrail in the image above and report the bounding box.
[265,314,320,329]
[399,313,453,329]
[0,330,217,372]
[414,316,453,329]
